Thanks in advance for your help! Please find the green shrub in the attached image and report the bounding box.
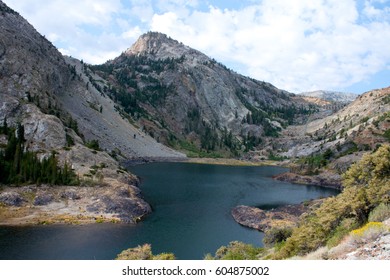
[115,244,175,260]
[152,253,176,260]
[368,203,390,222]
[263,227,293,247]
[384,129,390,141]
[85,139,100,151]
[326,218,358,248]
[207,241,264,260]
[273,145,390,259]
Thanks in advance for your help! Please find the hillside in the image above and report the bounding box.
[271,87,390,174]
[0,1,173,224]
[90,32,317,157]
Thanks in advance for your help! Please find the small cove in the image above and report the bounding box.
[0,162,339,259]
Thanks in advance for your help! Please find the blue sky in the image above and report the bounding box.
[4,0,390,94]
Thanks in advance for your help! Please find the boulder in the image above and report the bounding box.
[60,190,81,200]
[0,191,24,206]
[33,193,54,206]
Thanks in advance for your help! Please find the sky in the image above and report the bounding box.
[3,0,390,94]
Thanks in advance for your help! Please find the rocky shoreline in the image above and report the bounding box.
[231,170,340,233]
[231,200,323,232]
[0,181,151,226]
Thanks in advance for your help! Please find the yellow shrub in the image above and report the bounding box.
[351,222,383,236]
[350,222,387,244]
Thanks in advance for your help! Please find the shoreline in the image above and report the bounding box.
[273,171,343,190]
[0,183,151,227]
[1,157,339,227]
[184,157,286,166]
[125,156,288,167]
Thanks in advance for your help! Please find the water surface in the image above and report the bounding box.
[0,163,338,259]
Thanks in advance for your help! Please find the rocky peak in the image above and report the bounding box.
[124,31,205,61]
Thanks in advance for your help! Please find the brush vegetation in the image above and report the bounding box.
[115,244,175,260]
[271,144,390,259]
[205,144,390,260]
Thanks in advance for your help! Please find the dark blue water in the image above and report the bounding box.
[0,163,338,260]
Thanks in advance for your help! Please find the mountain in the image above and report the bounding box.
[0,2,182,160]
[91,32,316,156]
[274,86,390,173]
[299,90,358,104]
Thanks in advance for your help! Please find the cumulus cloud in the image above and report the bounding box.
[3,0,390,93]
[150,0,390,92]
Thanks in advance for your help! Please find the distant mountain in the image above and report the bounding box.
[299,90,358,104]
[275,87,390,173]
[91,32,315,156]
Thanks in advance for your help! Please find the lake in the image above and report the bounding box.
[0,162,339,260]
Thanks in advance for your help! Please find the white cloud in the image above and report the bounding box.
[122,26,143,40]
[3,0,390,92]
[363,0,390,20]
[4,0,128,64]
[128,0,155,23]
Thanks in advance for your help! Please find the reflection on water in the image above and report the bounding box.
[0,163,339,260]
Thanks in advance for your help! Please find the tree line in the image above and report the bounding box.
[0,120,79,185]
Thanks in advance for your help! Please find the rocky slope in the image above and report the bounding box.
[299,90,357,103]
[0,2,184,161]
[58,56,185,159]
[277,87,390,159]
[91,32,316,156]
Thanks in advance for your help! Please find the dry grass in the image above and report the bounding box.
[327,221,389,259]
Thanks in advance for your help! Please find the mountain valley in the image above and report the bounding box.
[1,0,390,260]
